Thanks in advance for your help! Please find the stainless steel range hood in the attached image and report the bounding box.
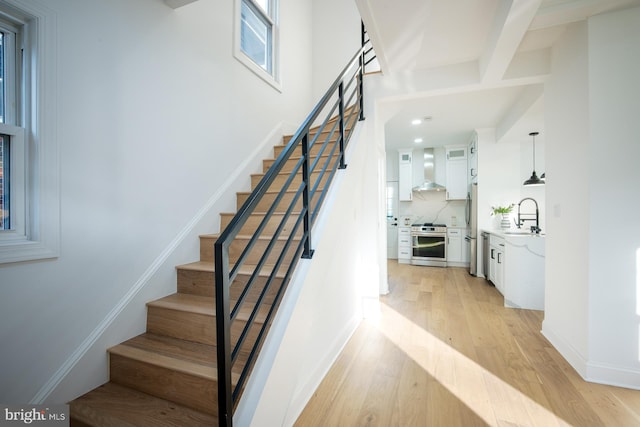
[413,148,446,192]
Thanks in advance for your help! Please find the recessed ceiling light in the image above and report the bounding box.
[414,138,423,143]
[411,119,422,125]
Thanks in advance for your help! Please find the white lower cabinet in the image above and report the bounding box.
[487,231,545,310]
[489,235,505,295]
[446,228,470,266]
[447,228,462,263]
[398,226,412,264]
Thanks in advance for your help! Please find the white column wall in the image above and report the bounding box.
[0,0,315,404]
[543,7,640,388]
[541,21,591,375]
[586,7,640,384]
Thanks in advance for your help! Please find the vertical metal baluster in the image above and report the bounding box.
[215,242,233,427]
[301,131,314,259]
[359,22,366,121]
[358,56,365,122]
[338,82,347,170]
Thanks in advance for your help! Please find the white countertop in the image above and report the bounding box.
[485,229,545,238]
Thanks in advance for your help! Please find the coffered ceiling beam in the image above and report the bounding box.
[479,0,542,84]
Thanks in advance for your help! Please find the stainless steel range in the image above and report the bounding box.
[410,223,447,267]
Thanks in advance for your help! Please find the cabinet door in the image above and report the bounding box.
[447,229,462,262]
[446,158,467,200]
[489,246,497,283]
[495,248,505,294]
[398,162,412,201]
[462,236,470,263]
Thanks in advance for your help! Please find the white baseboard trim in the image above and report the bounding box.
[30,122,288,404]
[542,321,640,390]
[541,320,589,379]
[585,362,640,390]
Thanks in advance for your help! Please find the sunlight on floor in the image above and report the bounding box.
[370,303,572,426]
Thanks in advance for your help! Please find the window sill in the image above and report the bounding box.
[0,238,59,264]
[234,50,282,93]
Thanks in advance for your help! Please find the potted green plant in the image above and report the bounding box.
[491,204,514,229]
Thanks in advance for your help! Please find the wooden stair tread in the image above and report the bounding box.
[266,151,332,160]
[220,211,302,216]
[109,334,217,381]
[237,189,300,196]
[201,233,301,242]
[70,382,217,427]
[175,261,286,279]
[147,293,271,323]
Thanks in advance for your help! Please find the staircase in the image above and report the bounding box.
[69,120,351,426]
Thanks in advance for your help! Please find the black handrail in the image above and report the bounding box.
[214,44,369,426]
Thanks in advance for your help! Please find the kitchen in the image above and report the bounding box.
[385,87,546,310]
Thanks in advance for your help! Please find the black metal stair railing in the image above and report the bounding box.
[214,44,369,426]
[361,21,379,73]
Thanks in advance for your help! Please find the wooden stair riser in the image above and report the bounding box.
[199,235,298,266]
[230,238,298,266]
[146,306,262,347]
[237,190,301,213]
[273,139,343,158]
[220,212,304,237]
[177,267,281,305]
[262,153,332,174]
[251,169,331,191]
[109,353,217,416]
[235,187,325,213]
[280,121,355,145]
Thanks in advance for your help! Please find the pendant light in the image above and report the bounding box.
[523,132,544,186]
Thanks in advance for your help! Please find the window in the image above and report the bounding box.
[0,17,19,232]
[0,1,59,264]
[1,134,10,230]
[234,0,280,90]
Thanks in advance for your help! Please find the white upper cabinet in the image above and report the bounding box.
[445,146,467,200]
[398,149,413,201]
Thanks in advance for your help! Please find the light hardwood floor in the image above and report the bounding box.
[295,261,640,426]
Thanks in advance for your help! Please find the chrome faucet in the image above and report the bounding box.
[514,197,541,234]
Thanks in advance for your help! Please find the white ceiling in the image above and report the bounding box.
[358,0,640,150]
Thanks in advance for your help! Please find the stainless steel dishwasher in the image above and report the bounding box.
[482,231,490,280]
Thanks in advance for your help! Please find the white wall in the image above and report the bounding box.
[541,21,591,373]
[543,7,640,388]
[476,130,522,233]
[0,0,315,404]
[586,7,640,384]
[311,0,362,101]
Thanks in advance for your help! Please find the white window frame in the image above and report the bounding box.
[0,0,59,264]
[233,0,281,92]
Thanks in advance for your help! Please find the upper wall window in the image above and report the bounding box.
[234,0,280,91]
[0,0,59,264]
